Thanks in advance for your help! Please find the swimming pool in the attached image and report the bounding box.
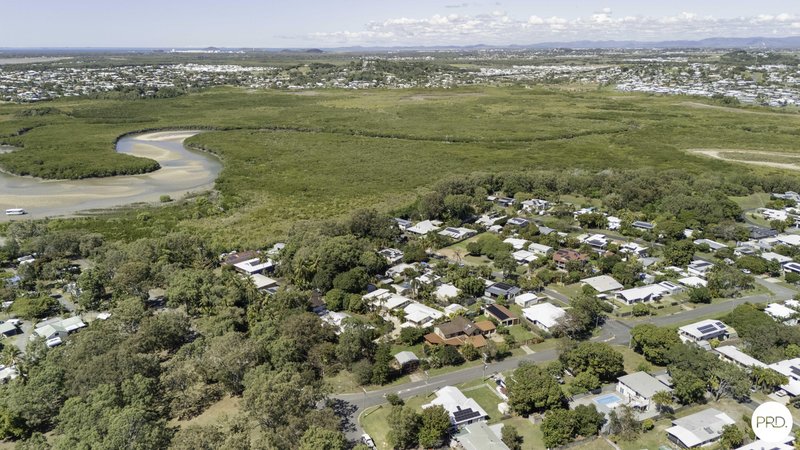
[594,393,623,407]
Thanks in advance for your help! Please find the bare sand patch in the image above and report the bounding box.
[687,148,800,171]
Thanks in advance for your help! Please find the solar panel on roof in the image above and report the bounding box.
[696,325,718,333]
[453,409,481,422]
[487,305,509,321]
[715,322,725,327]
[791,367,800,377]
[493,282,512,290]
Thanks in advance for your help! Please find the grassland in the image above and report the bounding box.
[3,86,800,244]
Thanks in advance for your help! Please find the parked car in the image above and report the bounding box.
[362,434,376,449]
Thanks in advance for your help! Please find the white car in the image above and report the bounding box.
[361,434,376,449]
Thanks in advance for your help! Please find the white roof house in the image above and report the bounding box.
[320,311,351,334]
[445,303,468,316]
[503,238,529,250]
[423,386,488,427]
[250,274,278,290]
[693,239,727,251]
[233,257,274,275]
[581,275,624,293]
[60,316,86,333]
[620,242,649,257]
[403,302,444,327]
[522,303,566,333]
[438,227,477,240]
[528,243,554,255]
[616,284,670,304]
[678,276,707,288]
[514,292,542,308]
[766,303,798,325]
[777,234,800,247]
[762,252,793,264]
[455,422,510,450]
[734,439,794,450]
[666,408,735,448]
[687,260,715,278]
[512,250,537,264]
[435,284,461,301]
[617,372,671,405]
[678,319,728,343]
[714,345,767,370]
[769,358,800,396]
[386,263,416,277]
[407,220,443,235]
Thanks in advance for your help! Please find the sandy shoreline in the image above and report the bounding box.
[0,131,222,221]
[687,148,800,171]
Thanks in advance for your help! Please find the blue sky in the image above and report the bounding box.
[3,0,800,47]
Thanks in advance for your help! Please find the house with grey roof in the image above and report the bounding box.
[454,422,510,450]
[666,408,735,449]
[616,372,672,409]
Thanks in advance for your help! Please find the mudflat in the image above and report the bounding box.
[0,131,221,221]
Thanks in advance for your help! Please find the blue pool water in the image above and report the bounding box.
[594,393,622,406]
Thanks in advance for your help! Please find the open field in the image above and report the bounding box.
[3,86,800,244]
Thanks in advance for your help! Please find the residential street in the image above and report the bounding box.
[338,277,798,441]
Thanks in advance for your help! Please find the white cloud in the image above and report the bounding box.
[304,10,800,45]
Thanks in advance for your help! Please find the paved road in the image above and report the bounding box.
[544,288,571,306]
[339,277,798,442]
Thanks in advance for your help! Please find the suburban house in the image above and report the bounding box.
[394,351,420,373]
[503,238,529,250]
[488,196,515,207]
[394,218,413,231]
[678,319,728,344]
[378,248,404,264]
[521,199,550,212]
[403,302,444,327]
[320,311,351,334]
[445,303,468,316]
[768,358,800,396]
[580,234,609,253]
[631,221,655,232]
[506,217,531,227]
[475,320,497,336]
[406,220,443,235]
[553,249,589,270]
[454,422,510,450]
[426,316,488,348]
[762,252,793,265]
[616,284,672,305]
[34,316,87,347]
[666,408,735,449]
[250,273,278,292]
[423,386,489,428]
[386,263,416,278]
[784,261,800,275]
[714,345,767,370]
[522,303,566,333]
[435,283,461,302]
[484,304,519,326]
[438,227,477,240]
[514,293,542,308]
[734,439,794,450]
[232,256,274,275]
[678,276,707,288]
[0,322,21,338]
[485,282,521,299]
[512,250,538,264]
[687,260,715,278]
[616,372,672,410]
[528,242,554,256]
[765,303,798,325]
[620,242,649,257]
[607,216,622,230]
[693,238,727,251]
[581,275,624,294]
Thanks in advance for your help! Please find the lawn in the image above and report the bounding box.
[463,384,504,421]
[361,396,430,450]
[5,86,800,245]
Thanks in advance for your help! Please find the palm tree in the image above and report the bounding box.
[1,346,20,367]
[652,390,673,414]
